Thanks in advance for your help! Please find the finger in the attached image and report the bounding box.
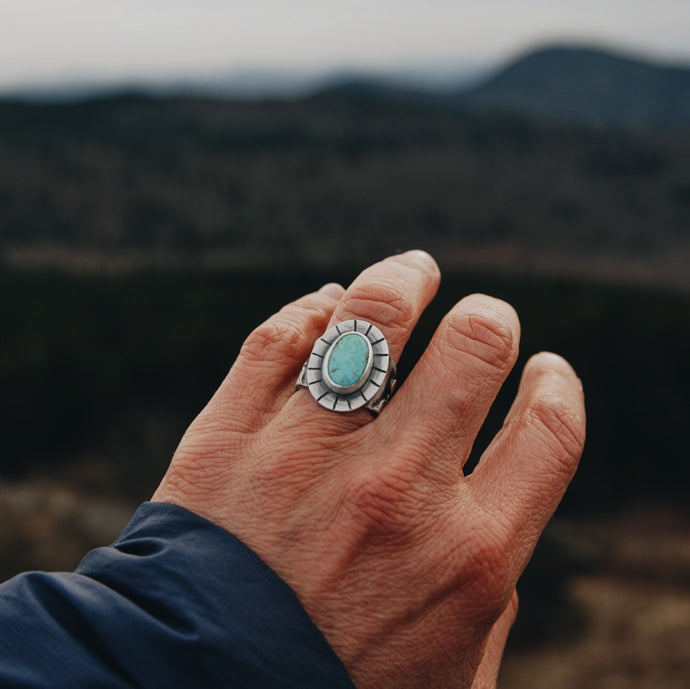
[470,353,585,572]
[387,294,520,475]
[289,250,441,428]
[470,590,518,689]
[205,283,345,430]
[328,250,440,362]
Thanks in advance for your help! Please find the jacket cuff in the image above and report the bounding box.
[0,501,355,689]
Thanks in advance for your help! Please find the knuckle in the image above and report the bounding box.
[240,315,304,365]
[343,280,416,331]
[527,394,586,473]
[239,294,334,367]
[279,296,331,326]
[442,309,518,374]
[344,464,419,537]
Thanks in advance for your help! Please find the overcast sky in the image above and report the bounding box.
[2,0,690,89]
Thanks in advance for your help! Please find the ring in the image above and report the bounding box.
[297,320,397,414]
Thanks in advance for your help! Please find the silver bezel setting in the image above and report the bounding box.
[298,319,395,413]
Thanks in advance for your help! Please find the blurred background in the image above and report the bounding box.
[1,1,689,686]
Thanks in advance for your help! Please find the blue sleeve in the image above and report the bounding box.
[0,502,356,689]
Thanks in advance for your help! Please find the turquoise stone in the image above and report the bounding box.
[327,333,370,389]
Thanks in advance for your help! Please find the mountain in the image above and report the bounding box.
[307,45,690,129]
[4,45,690,129]
[303,45,690,129]
[458,45,690,128]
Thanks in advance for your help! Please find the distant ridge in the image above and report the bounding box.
[458,45,690,128]
[4,45,690,129]
[2,65,486,104]
[306,44,690,129]
[305,74,437,106]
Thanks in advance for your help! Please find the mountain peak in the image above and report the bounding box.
[461,44,690,128]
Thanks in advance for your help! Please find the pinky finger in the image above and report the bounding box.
[470,352,586,575]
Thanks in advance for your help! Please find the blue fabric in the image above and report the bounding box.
[0,502,355,689]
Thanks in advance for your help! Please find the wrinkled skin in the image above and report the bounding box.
[153,251,586,689]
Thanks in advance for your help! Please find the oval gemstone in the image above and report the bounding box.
[326,332,370,390]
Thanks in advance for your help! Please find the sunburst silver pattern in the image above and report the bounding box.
[297,319,396,414]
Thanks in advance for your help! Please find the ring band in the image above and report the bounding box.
[297,320,397,414]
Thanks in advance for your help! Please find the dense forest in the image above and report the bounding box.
[0,95,689,288]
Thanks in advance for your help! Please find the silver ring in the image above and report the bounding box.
[297,320,397,414]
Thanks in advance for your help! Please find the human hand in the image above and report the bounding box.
[152,251,585,689]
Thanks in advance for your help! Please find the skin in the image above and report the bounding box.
[152,250,586,689]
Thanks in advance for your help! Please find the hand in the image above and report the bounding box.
[152,251,586,689]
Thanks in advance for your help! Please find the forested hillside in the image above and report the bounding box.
[1,95,689,288]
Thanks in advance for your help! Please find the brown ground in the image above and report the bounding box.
[1,479,689,687]
[502,507,690,688]
[502,575,690,689]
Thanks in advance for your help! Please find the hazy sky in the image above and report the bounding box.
[2,0,690,88]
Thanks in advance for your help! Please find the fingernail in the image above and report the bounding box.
[318,283,345,300]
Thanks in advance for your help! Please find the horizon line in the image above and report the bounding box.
[3,39,690,102]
